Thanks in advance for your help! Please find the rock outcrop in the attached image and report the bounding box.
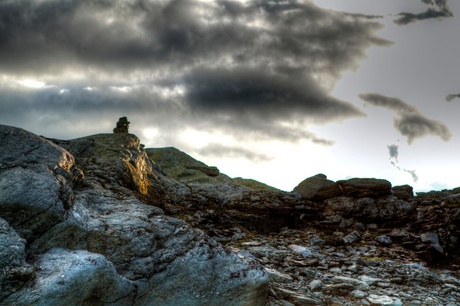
[293,173,340,200]
[1,123,459,306]
[0,125,268,306]
[146,147,234,185]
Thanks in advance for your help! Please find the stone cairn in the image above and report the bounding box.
[113,117,130,133]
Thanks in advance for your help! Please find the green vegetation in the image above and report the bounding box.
[233,177,279,191]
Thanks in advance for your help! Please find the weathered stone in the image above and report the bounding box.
[392,185,414,201]
[331,276,369,291]
[0,217,35,301]
[309,279,323,291]
[336,178,392,198]
[189,165,220,176]
[0,125,76,239]
[0,126,269,306]
[3,248,136,305]
[375,235,392,246]
[293,174,341,201]
[3,123,460,305]
[343,231,361,244]
[113,116,130,133]
[289,245,310,257]
[367,294,402,306]
[265,268,293,283]
[322,283,356,296]
[289,294,326,305]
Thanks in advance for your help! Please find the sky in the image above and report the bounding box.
[1,0,459,192]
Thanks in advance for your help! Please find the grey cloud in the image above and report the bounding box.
[387,144,399,161]
[445,93,460,102]
[359,93,451,144]
[0,0,390,150]
[404,169,419,183]
[195,143,273,163]
[394,0,453,25]
[387,144,418,183]
[394,114,451,144]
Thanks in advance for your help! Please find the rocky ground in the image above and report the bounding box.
[1,124,459,305]
[229,229,460,306]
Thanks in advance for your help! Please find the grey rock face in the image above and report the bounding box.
[3,248,137,306]
[0,217,35,301]
[0,125,268,306]
[0,125,77,240]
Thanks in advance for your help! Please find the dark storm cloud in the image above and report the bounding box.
[195,143,273,163]
[359,93,451,144]
[445,93,460,102]
[394,0,453,25]
[0,0,390,152]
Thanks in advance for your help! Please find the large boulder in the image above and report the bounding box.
[392,184,414,201]
[293,173,341,201]
[0,125,78,240]
[0,125,269,306]
[336,178,392,198]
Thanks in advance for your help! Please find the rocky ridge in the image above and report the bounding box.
[1,124,459,305]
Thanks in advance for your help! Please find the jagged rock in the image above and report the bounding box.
[392,184,414,201]
[343,231,361,244]
[264,268,293,283]
[293,173,341,201]
[0,125,269,305]
[0,125,76,240]
[375,235,392,246]
[336,178,392,198]
[3,248,137,305]
[0,217,35,301]
[3,123,460,305]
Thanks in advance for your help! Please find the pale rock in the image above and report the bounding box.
[265,268,293,283]
[359,275,383,285]
[375,235,392,246]
[367,294,402,306]
[309,279,323,292]
[289,245,310,257]
[331,276,369,291]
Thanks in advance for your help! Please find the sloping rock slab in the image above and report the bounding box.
[337,178,392,198]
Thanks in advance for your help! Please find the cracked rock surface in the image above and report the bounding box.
[0,125,268,306]
[1,124,459,305]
